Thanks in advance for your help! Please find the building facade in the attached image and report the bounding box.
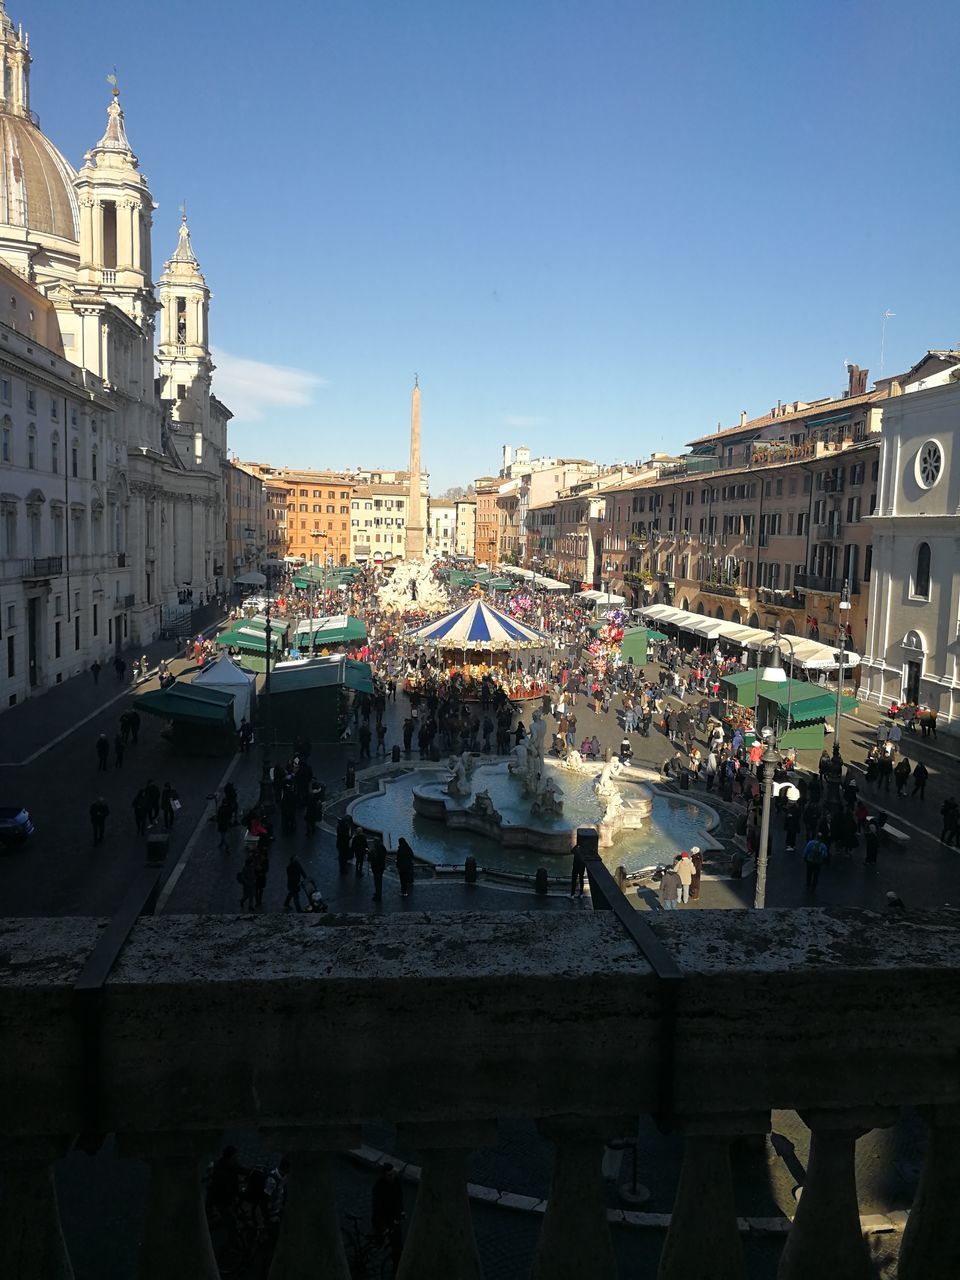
[0,5,229,708]
[223,461,266,589]
[862,353,960,729]
[454,496,476,558]
[427,499,456,557]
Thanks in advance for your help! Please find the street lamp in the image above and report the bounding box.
[757,623,796,737]
[754,745,800,909]
[826,580,851,807]
[259,597,274,807]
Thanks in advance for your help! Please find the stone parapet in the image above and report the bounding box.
[3,908,960,1277]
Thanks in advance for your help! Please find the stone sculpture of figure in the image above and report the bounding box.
[528,708,547,763]
[509,739,529,777]
[561,749,584,771]
[595,756,623,799]
[446,752,475,798]
[470,789,502,822]
[530,777,564,818]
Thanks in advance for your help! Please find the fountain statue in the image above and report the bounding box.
[595,756,623,799]
[469,790,502,823]
[446,753,476,798]
[528,708,547,764]
[559,749,585,772]
[530,776,564,819]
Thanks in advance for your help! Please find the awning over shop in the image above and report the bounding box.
[135,682,235,727]
[640,605,858,669]
[215,625,284,654]
[577,589,627,605]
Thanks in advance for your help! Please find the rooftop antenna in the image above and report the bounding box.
[106,70,119,98]
[880,309,895,377]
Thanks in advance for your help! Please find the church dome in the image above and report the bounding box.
[0,112,79,242]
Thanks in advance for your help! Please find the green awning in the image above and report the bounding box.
[485,578,514,590]
[135,682,234,726]
[720,672,858,724]
[295,616,367,647]
[216,626,283,654]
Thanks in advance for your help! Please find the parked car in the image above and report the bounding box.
[0,806,34,846]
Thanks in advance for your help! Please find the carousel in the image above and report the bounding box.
[405,597,550,703]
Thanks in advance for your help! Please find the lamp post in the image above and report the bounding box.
[259,597,274,807]
[754,744,780,909]
[828,579,851,806]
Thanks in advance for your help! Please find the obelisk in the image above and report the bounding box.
[405,376,426,560]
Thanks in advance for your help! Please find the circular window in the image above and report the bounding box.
[915,439,943,490]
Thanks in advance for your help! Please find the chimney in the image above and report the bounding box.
[501,444,513,474]
[846,364,868,398]
[739,410,747,427]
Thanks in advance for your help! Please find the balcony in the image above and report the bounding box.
[9,556,64,581]
[2,906,958,1279]
[756,587,805,610]
[698,580,740,598]
[795,573,861,596]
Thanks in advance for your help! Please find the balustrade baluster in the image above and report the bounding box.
[899,1105,960,1280]
[531,1117,621,1280]
[658,1113,768,1280]
[396,1121,495,1280]
[263,1125,359,1280]
[118,1132,219,1280]
[0,1136,75,1280]
[777,1108,894,1280]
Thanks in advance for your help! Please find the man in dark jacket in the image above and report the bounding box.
[89,797,109,844]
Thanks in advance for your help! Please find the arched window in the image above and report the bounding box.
[914,543,931,599]
[715,606,725,620]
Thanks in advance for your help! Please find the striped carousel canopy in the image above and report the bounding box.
[406,598,547,649]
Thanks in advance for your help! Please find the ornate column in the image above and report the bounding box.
[117,1132,219,1280]
[395,1121,495,1280]
[531,1117,620,1280]
[777,1109,895,1280]
[899,1105,960,1280]
[658,1113,769,1280]
[263,1125,359,1280]
[0,1136,75,1280]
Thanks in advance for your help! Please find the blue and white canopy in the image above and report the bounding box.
[406,599,547,649]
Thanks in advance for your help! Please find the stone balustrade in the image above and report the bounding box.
[3,908,960,1279]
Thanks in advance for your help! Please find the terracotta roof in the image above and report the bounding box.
[686,389,887,448]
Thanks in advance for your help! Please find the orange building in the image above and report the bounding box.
[238,464,355,565]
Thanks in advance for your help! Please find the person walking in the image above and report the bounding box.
[89,797,109,844]
[215,797,233,851]
[161,782,180,830]
[674,851,694,905]
[145,778,160,824]
[912,761,929,800]
[91,660,101,686]
[894,757,911,798]
[864,822,880,867]
[370,838,387,902]
[253,846,269,909]
[113,733,125,770]
[803,835,828,891]
[96,733,110,772]
[358,723,371,760]
[129,709,141,745]
[283,855,307,912]
[659,863,682,911]
[396,837,415,898]
[132,788,149,837]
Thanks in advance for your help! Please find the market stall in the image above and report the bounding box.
[268,655,374,743]
[214,623,285,673]
[192,654,257,727]
[293,615,367,655]
[134,681,236,753]
[719,670,859,750]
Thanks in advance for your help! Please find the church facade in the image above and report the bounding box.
[0,2,229,708]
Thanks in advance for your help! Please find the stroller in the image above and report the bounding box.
[304,879,328,914]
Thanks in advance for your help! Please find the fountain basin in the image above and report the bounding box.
[412,759,653,851]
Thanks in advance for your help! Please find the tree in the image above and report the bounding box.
[437,484,475,500]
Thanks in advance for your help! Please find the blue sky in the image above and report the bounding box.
[26,0,960,490]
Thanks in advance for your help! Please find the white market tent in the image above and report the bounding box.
[538,577,571,592]
[193,654,257,726]
[639,604,859,669]
[577,589,627,606]
[234,571,266,587]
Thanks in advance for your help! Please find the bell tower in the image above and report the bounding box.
[74,86,155,324]
[157,213,217,472]
[0,1,32,119]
